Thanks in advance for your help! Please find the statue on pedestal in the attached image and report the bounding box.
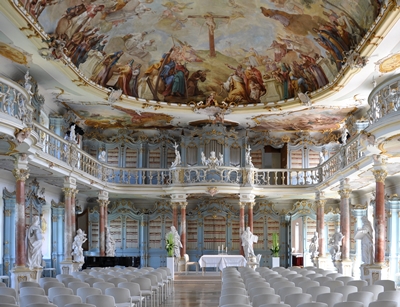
[26,216,43,269]
[171,142,181,167]
[328,227,344,261]
[106,227,116,257]
[309,231,319,260]
[355,216,374,265]
[240,227,258,259]
[165,226,182,258]
[72,229,87,263]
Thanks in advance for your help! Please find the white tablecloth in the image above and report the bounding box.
[198,255,247,271]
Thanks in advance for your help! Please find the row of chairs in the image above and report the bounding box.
[218,265,399,307]
[0,265,173,307]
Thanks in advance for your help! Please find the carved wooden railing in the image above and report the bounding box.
[0,75,368,188]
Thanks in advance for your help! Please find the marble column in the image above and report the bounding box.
[338,178,352,276]
[338,179,351,260]
[12,155,30,268]
[71,189,78,235]
[180,202,187,257]
[248,202,255,232]
[239,202,245,256]
[372,165,387,264]
[351,205,367,280]
[61,177,77,265]
[97,191,110,257]
[315,192,328,269]
[172,202,178,229]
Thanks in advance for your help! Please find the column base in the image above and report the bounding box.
[361,263,389,285]
[10,266,42,292]
[338,259,353,276]
[316,255,337,271]
[60,260,83,274]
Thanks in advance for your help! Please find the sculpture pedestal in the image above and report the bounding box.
[10,266,42,293]
[166,257,175,280]
[338,259,353,276]
[361,263,389,285]
[60,260,83,274]
[272,257,280,268]
[316,256,335,270]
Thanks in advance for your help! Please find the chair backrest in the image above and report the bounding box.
[76,287,101,303]
[0,295,16,305]
[335,277,354,285]
[316,292,344,307]
[323,280,344,292]
[20,294,49,307]
[26,304,57,307]
[297,303,329,307]
[326,273,342,280]
[332,285,358,301]
[92,282,115,294]
[19,282,40,289]
[314,277,333,285]
[221,287,248,297]
[347,291,374,307]
[332,302,364,307]
[56,275,73,283]
[347,280,368,291]
[20,287,45,297]
[62,279,80,288]
[85,294,115,307]
[373,280,396,291]
[369,301,398,307]
[259,304,291,307]
[43,282,65,295]
[48,287,74,302]
[219,294,249,307]
[222,281,246,289]
[67,282,90,295]
[83,278,104,287]
[64,304,96,307]
[292,277,312,286]
[277,286,302,301]
[0,288,17,301]
[117,282,141,296]
[284,293,313,307]
[377,291,400,307]
[306,286,331,302]
[361,285,384,301]
[299,281,320,293]
[0,304,18,307]
[272,281,295,292]
[107,278,128,287]
[252,294,280,307]
[104,288,131,304]
[52,295,82,307]
[39,278,59,288]
[247,286,274,301]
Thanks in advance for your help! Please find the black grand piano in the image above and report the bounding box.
[82,256,140,269]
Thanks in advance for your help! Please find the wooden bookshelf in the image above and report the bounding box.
[126,217,139,248]
[203,215,226,250]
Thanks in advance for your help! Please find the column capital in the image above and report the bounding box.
[62,187,77,197]
[71,189,79,198]
[97,199,110,208]
[239,193,256,203]
[12,168,30,182]
[315,198,327,208]
[179,202,188,209]
[338,178,352,199]
[239,202,246,209]
[98,190,109,201]
[372,169,387,183]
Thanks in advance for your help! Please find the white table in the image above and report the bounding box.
[198,255,247,274]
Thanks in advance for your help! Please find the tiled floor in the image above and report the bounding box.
[161,272,222,307]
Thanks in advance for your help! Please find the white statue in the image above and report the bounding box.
[69,124,77,143]
[98,150,106,162]
[72,229,87,263]
[26,215,43,269]
[328,227,344,261]
[106,227,116,257]
[165,226,182,258]
[355,216,374,265]
[171,142,181,167]
[201,152,206,165]
[241,226,258,259]
[246,145,254,167]
[309,232,319,259]
[218,153,224,166]
[24,70,33,95]
[340,126,349,145]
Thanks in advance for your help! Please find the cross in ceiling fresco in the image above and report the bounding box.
[187,12,230,58]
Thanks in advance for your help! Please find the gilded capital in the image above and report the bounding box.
[97,199,110,208]
[12,168,30,182]
[239,202,246,209]
[179,202,188,209]
[71,189,79,198]
[315,199,327,208]
[62,187,74,197]
[372,169,387,183]
[338,188,352,199]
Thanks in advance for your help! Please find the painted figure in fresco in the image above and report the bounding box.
[26,215,42,269]
[72,229,87,263]
[241,227,258,259]
[355,216,374,265]
[165,226,182,258]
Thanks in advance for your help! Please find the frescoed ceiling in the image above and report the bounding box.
[0,0,399,140]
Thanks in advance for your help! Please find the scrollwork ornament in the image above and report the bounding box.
[372,169,387,182]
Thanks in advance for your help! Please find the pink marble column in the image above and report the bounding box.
[338,179,352,260]
[62,187,75,261]
[172,203,178,229]
[97,191,109,257]
[12,166,30,267]
[239,202,245,256]
[180,202,187,257]
[372,168,387,263]
[316,192,327,257]
[248,202,254,232]
[71,190,78,234]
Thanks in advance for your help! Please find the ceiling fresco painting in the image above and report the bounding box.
[19,0,380,107]
[252,106,355,132]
